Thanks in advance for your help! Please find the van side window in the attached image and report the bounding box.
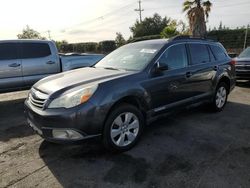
[189,43,210,65]
[210,45,227,61]
[21,43,51,59]
[159,44,188,70]
[0,43,18,60]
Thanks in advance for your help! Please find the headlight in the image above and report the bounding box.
[48,85,98,109]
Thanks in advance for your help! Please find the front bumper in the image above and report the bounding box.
[236,64,250,80]
[236,70,250,80]
[24,99,105,143]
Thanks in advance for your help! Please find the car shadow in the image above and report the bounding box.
[0,98,34,142]
[39,101,250,187]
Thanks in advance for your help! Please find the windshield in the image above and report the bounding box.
[95,42,165,71]
[239,47,250,58]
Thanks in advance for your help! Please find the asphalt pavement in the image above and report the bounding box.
[0,82,250,188]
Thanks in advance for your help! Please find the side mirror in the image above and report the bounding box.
[156,61,168,71]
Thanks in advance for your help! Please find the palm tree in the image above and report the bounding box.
[183,0,212,37]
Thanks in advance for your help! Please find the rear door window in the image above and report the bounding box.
[0,43,19,60]
[159,44,188,70]
[21,43,51,59]
[189,43,210,65]
[210,45,227,61]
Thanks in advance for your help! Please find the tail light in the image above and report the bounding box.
[230,60,236,66]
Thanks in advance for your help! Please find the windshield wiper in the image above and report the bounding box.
[103,67,121,71]
[100,67,136,71]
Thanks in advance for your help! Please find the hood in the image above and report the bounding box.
[34,67,132,94]
[235,57,250,63]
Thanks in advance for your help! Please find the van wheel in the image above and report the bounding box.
[210,82,228,112]
[103,104,144,152]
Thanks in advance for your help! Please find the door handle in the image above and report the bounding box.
[46,61,55,64]
[213,65,218,71]
[8,63,21,67]
[186,72,192,78]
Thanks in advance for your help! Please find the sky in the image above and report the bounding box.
[0,0,250,43]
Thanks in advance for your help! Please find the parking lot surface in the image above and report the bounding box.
[1,82,250,188]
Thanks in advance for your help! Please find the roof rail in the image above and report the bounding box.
[170,35,215,42]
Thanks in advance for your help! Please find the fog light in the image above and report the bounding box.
[52,129,84,140]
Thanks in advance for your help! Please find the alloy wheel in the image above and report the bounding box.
[216,86,227,108]
[110,112,139,147]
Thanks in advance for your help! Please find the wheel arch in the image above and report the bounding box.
[217,76,231,92]
[102,95,149,130]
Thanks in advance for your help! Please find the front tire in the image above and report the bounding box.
[103,104,144,152]
[210,82,229,112]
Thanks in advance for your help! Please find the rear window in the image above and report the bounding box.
[0,43,19,60]
[189,43,210,65]
[210,45,227,61]
[21,43,51,59]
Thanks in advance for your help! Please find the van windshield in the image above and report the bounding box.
[239,47,250,58]
[95,42,164,71]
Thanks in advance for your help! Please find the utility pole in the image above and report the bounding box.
[135,0,144,23]
[243,24,249,49]
[47,30,51,40]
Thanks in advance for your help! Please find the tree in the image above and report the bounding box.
[218,21,223,30]
[98,40,116,53]
[115,32,126,47]
[161,20,179,38]
[130,13,171,38]
[17,25,46,40]
[207,28,250,49]
[161,20,190,38]
[183,0,212,37]
[177,20,190,35]
[55,40,68,52]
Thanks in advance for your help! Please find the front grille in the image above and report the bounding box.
[236,63,250,70]
[29,88,49,109]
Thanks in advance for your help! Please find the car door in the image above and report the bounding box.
[143,43,194,113]
[0,42,23,91]
[21,42,60,86]
[184,43,216,98]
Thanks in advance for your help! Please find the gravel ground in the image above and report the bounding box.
[0,82,250,188]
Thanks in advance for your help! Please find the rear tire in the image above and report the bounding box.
[210,82,229,112]
[102,103,144,152]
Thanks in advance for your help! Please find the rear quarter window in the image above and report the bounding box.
[210,45,227,61]
[21,43,51,59]
[0,43,19,60]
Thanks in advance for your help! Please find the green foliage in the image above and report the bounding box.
[55,40,68,52]
[82,42,98,52]
[17,25,46,40]
[59,42,98,53]
[115,32,126,47]
[57,41,117,54]
[98,40,116,53]
[183,0,212,20]
[177,20,190,35]
[207,28,250,49]
[130,13,171,38]
[161,21,179,38]
[127,35,162,43]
